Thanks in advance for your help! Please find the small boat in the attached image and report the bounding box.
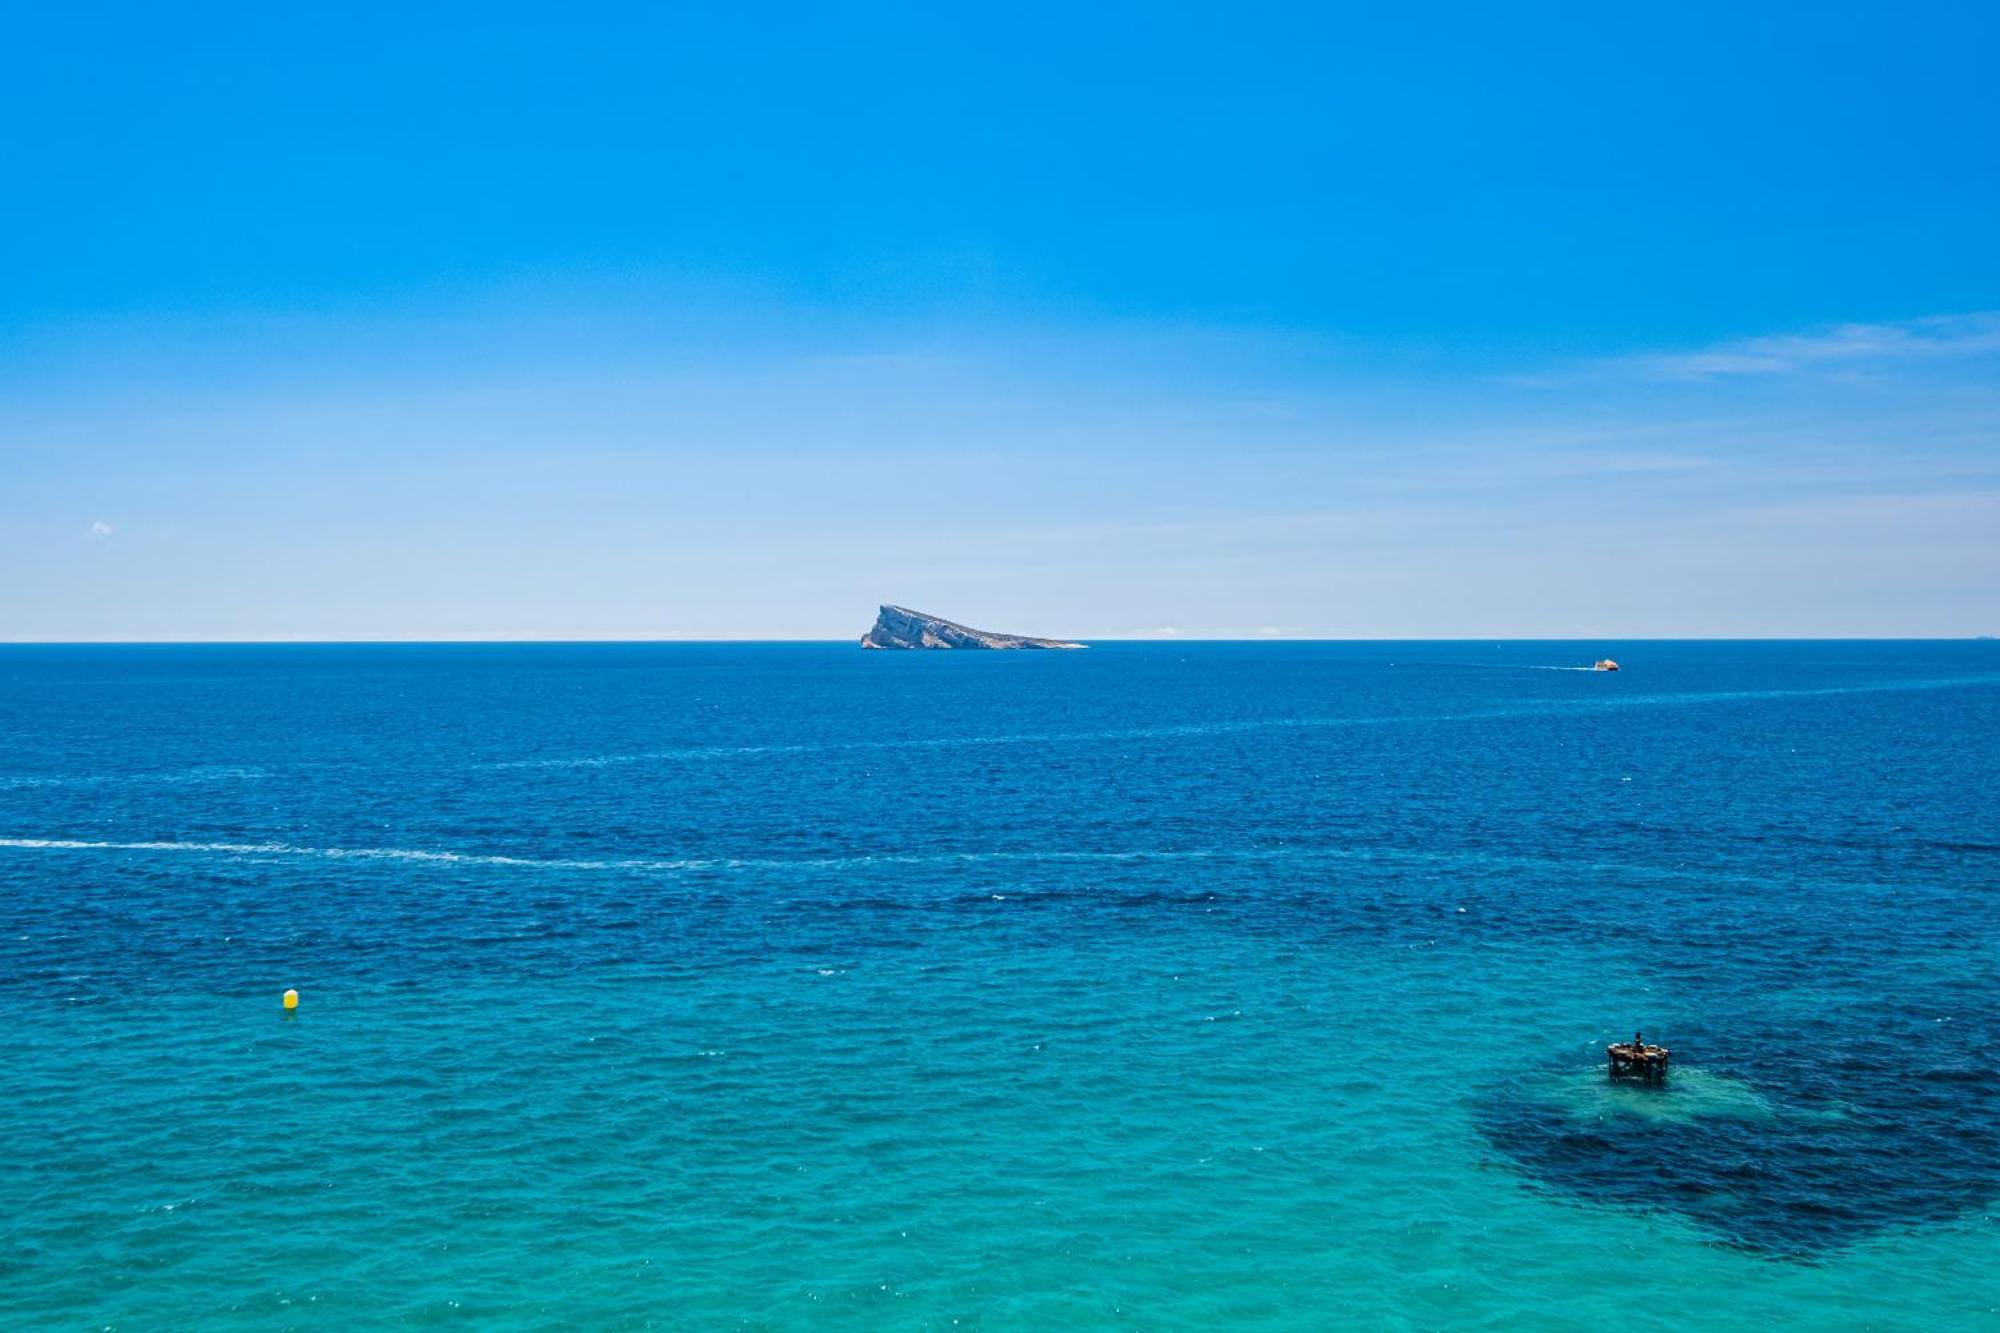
[1593,659,1620,672]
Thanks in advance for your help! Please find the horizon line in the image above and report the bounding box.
[1,635,1994,647]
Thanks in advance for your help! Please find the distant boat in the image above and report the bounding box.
[1593,659,1620,672]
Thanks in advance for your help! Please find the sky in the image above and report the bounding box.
[3,2,1997,639]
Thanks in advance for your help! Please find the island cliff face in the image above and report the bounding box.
[860,605,1087,650]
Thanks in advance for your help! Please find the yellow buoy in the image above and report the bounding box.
[282,988,299,1011]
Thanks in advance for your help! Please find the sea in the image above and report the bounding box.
[2,641,1996,1329]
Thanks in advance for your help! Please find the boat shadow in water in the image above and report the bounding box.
[1475,1030,2000,1259]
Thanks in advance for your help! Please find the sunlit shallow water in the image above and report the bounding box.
[2,642,1996,1328]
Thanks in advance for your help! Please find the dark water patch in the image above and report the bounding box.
[1921,839,2000,855]
[1478,1019,2000,1258]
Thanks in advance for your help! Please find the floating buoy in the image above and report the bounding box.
[282,988,299,1011]
[1608,1031,1669,1080]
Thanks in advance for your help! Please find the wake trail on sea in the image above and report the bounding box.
[480,673,2000,771]
[0,766,268,791]
[10,677,1989,787]
[0,835,1928,895]
[0,837,713,872]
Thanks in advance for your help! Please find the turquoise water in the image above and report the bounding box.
[2,642,1997,1328]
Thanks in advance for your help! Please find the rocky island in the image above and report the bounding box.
[860,605,1087,650]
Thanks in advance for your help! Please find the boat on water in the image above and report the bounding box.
[1593,659,1620,672]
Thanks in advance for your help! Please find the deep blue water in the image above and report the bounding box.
[2,642,1997,1327]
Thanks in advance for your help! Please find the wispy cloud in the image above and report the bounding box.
[1628,312,2000,381]
[9,297,2000,638]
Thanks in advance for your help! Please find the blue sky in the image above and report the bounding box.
[4,3,1997,638]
